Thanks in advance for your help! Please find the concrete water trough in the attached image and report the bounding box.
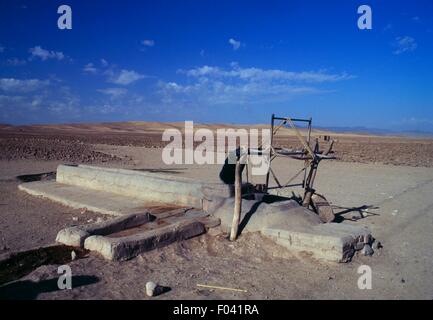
[56,208,218,261]
[18,164,375,262]
[19,164,236,215]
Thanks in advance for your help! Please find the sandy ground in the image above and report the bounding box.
[1,145,433,300]
[1,123,433,300]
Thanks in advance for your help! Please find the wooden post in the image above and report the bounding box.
[230,160,242,241]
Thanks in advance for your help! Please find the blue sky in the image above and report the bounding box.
[0,0,432,131]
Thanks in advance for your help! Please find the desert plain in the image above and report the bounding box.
[1,121,433,299]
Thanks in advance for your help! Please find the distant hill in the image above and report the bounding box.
[1,121,433,138]
[316,126,433,138]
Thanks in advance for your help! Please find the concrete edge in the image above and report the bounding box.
[18,182,125,216]
[262,224,373,263]
[56,212,152,247]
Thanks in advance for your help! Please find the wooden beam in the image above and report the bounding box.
[230,160,242,241]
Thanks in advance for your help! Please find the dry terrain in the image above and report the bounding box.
[1,122,433,300]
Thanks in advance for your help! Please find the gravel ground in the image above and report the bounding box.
[2,124,433,167]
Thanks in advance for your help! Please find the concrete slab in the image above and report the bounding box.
[18,181,151,216]
[56,164,234,208]
[84,219,206,261]
[18,165,241,214]
[212,197,373,262]
[212,197,323,233]
[262,223,371,262]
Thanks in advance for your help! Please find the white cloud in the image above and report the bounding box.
[159,64,352,107]
[29,46,65,61]
[0,76,149,123]
[109,69,145,85]
[141,40,155,47]
[179,65,353,83]
[393,36,417,55]
[159,79,319,104]
[0,78,50,93]
[97,87,127,98]
[404,117,433,124]
[396,117,433,133]
[83,59,110,74]
[83,60,146,86]
[0,82,84,123]
[6,58,27,66]
[0,95,26,104]
[228,38,241,51]
[83,63,98,74]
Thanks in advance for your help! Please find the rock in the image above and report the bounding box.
[354,242,364,251]
[72,216,78,221]
[146,281,157,297]
[372,241,382,250]
[56,226,90,247]
[363,234,372,244]
[71,250,76,261]
[361,244,374,256]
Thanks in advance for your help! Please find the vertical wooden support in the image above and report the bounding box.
[265,114,274,192]
[230,160,242,241]
[302,160,318,207]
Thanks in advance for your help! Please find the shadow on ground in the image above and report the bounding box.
[16,172,56,183]
[333,204,380,222]
[238,193,298,235]
[133,168,188,175]
[0,275,99,300]
[0,245,89,285]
